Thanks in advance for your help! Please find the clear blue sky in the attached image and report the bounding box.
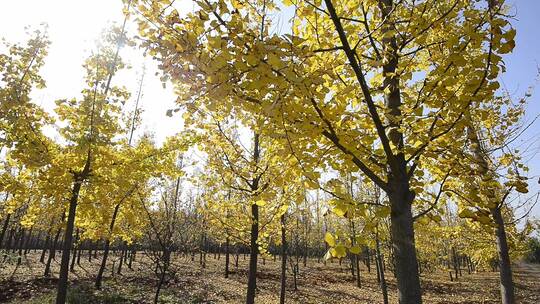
[501,0,540,220]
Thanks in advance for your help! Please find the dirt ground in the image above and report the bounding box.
[0,250,539,303]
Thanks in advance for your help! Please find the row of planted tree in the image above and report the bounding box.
[1,0,539,304]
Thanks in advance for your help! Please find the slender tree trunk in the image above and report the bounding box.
[376,232,388,304]
[11,228,20,253]
[279,214,287,304]
[45,228,62,277]
[95,240,111,289]
[292,263,298,291]
[452,247,459,280]
[246,203,259,304]
[0,213,11,249]
[245,133,261,304]
[56,175,85,304]
[123,245,128,264]
[129,249,135,269]
[468,121,516,304]
[117,243,125,275]
[154,265,167,304]
[76,246,82,266]
[225,237,230,278]
[16,229,26,266]
[199,232,205,267]
[350,254,355,277]
[375,251,381,284]
[492,206,515,304]
[355,254,361,288]
[3,228,14,258]
[365,247,371,273]
[350,220,361,288]
[153,250,170,304]
[70,229,79,272]
[96,203,121,289]
[25,228,37,255]
[40,233,51,263]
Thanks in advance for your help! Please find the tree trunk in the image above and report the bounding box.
[354,254,361,288]
[468,122,516,304]
[40,233,51,263]
[376,232,388,304]
[292,263,298,291]
[389,186,422,304]
[55,175,85,304]
[350,220,361,288]
[225,237,230,278]
[76,247,82,266]
[70,229,79,272]
[0,212,11,249]
[452,247,459,280]
[154,265,166,304]
[154,250,170,304]
[95,241,111,289]
[279,214,287,304]
[25,228,37,255]
[117,243,125,275]
[245,133,261,304]
[16,229,26,266]
[492,206,515,304]
[246,203,259,304]
[45,228,62,277]
[96,202,122,289]
[128,249,135,269]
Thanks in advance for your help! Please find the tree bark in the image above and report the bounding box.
[246,203,259,304]
[45,228,62,277]
[153,250,170,304]
[70,229,79,272]
[376,232,389,304]
[0,212,11,249]
[128,249,135,269]
[56,174,85,304]
[452,247,459,280]
[388,184,422,303]
[16,229,26,266]
[492,206,515,304]
[321,0,423,301]
[96,203,121,289]
[279,214,287,304]
[117,243,125,275]
[225,237,230,278]
[468,124,516,304]
[40,232,51,263]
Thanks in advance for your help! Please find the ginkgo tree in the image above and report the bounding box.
[129,0,517,302]
[45,31,131,303]
[447,88,534,304]
[0,28,52,168]
[190,114,301,303]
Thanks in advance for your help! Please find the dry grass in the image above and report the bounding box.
[1,250,539,303]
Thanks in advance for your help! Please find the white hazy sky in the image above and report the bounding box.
[0,0,191,144]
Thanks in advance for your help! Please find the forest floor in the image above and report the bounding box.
[0,250,539,303]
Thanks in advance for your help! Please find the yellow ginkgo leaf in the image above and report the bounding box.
[324,232,336,247]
